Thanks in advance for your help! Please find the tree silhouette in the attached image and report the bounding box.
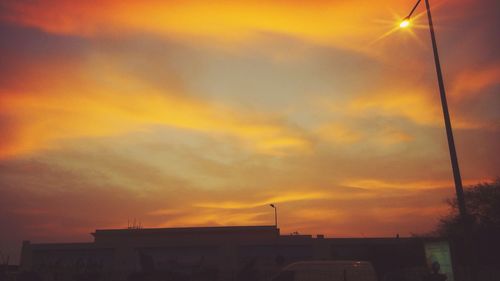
[436,178,500,270]
[437,178,500,237]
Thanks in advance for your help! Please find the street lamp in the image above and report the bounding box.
[400,0,468,230]
[399,18,410,28]
[399,0,473,280]
[270,204,278,228]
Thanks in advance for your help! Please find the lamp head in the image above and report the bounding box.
[270,204,275,208]
[399,18,410,28]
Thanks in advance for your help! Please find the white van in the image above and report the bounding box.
[271,261,378,281]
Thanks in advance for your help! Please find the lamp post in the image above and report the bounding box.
[270,204,278,228]
[400,1,473,280]
[400,0,468,234]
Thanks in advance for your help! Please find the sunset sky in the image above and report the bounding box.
[0,0,499,261]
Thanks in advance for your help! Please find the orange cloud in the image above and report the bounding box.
[0,0,411,52]
[0,58,312,158]
[342,178,489,190]
[1,0,497,254]
[157,210,270,228]
[349,89,442,126]
[194,191,329,209]
[369,205,449,224]
[452,64,500,99]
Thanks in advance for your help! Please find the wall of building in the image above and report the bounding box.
[19,227,430,281]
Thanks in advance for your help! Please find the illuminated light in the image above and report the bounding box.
[399,19,410,28]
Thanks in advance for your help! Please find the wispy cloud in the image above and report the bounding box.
[0,59,312,158]
[0,0,415,53]
[452,64,500,99]
[348,89,442,127]
[341,178,489,190]
[0,0,498,262]
[194,191,329,209]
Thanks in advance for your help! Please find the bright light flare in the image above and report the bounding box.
[399,19,410,28]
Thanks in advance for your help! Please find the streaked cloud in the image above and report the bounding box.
[0,0,499,262]
[0,0,400,52]
[452,64,500,99]
[349,89,442,126]
[0,57,312,158]
[194,191,329,209]
[342,178,490,190]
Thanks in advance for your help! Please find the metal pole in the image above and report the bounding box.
[274,206,278,228]
[424,1,474,280]
[424,0,467,224]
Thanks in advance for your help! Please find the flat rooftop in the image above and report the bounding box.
[92,225,280,240]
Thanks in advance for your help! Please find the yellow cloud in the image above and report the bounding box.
[316,123,362,144]
[0,0,406,52]
[194,191,329,209]
[349,90,442,126]
[0,61,311,158]
[342,178,490,190]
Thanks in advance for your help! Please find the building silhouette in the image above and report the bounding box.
[20,225,431,281]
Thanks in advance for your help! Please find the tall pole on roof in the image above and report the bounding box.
[270,204,278,228]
